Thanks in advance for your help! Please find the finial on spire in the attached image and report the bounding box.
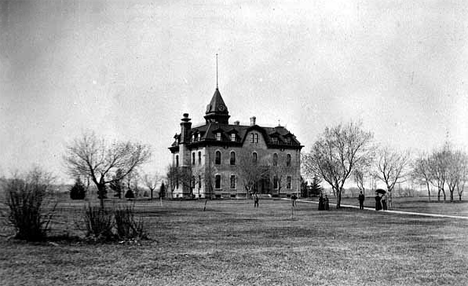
[216,53,218,88]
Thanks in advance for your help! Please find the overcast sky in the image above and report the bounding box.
[1,0,467,183]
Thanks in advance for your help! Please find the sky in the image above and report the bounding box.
[1,0,468,183]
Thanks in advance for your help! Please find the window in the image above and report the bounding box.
[198,175,202,189]
[198,151,202,165]
[191,176,196,188]
[230,175,236,189]
[230,151,236,165]
[273,153,278,166]
[216,132,222,141]
[192,152,196,165]
[287,176,292,189]
[215,175,221,189]
[252,152,258,164]
[215,151,221,165]
[273,176,279,189]
[286,154,291,167]
[175,155,179,167]
[250,133,258,143]
[271,137,278,144]
[231,133,236,142]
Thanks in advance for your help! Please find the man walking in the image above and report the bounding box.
[358,191,365,210]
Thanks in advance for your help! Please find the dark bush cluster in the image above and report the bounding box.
[82,204,147,242]
[4,170,56,241]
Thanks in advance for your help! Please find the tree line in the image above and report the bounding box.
[302,121,468,208]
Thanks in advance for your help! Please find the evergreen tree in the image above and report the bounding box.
[309,176,323,197]
[70,177,86,200]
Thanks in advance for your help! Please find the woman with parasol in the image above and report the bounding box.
[375,189,386,211]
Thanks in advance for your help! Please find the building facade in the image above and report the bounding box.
[169,86,303,198]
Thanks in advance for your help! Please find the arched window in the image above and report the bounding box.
[230,151,236,165]
[273,176,279,189]
[286,154,291,167]
[273,153,278,166]
[287,176,292,189]
[230,175,236,189]
[215,175,221,189]
[175,155,179,167]
[198,151,202,164]
[215,151,221,165]
[252,152,258,164]
[198,175,202,189]
[192,152,196,165]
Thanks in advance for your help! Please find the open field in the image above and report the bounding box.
[1,198,468,286]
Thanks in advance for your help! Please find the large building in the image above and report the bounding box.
[169,85,303,199]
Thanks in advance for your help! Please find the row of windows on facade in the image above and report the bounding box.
[175,152,292,167]
[174,174,293,190]
[191,132,291,144]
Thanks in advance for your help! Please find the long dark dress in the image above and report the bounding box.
[375,196,382,211]
[318,196,324,210]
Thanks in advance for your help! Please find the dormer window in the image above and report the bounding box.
[271,137,278,144]
[231,133,236,142]
[216,132,222,141]
[250,133,258,143]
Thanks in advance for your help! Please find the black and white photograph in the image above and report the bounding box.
[1,1,468,285]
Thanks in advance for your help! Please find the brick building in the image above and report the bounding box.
[169,86,303,198]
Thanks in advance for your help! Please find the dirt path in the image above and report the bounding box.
[292,198,468,220]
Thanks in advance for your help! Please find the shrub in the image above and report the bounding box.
[4,168,56,241]
[70,178,86,200]
[125,189,135,199]
[114,205,147,240]
[82,205,114,241]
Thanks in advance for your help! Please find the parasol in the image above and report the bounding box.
[375,189,386,194]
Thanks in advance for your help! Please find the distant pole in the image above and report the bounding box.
[216,53,218,88]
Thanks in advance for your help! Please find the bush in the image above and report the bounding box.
[80,204,148,242]
[4,169,56,241]
[70,178,86,200]
[114,205,147,240]
[125,189,135,199]
[82,205,114,241]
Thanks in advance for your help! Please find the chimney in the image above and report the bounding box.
[180,113,192,144]
[250,116,256,126]
[234,121,240,126]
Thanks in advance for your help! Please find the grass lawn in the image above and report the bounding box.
[1,198,468,285]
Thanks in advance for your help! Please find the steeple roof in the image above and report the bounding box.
[204,88,230,124]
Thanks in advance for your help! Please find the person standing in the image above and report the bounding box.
[318,193,324,210]
[253,193,259,208]
[291,193,298,207]
[375,193,382,211]
[381,193,388,210]
[358,191,365,210]
[324,195,330,210]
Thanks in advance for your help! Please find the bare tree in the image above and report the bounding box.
[373,148,411,208]
[237,149,270,197]
[303,121,374,208]
[165,164,193,199]
[64,132,151,208]
[143,172,160,200]
[412,153,433,201]
[270,163,293,197]
[427,146,449,201]
[445,148,468,202]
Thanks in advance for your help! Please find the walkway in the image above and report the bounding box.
[291,198,468,220]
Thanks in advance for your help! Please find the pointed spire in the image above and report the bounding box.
[204,54,230,124]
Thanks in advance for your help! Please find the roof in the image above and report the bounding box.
[170,122,302,152]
